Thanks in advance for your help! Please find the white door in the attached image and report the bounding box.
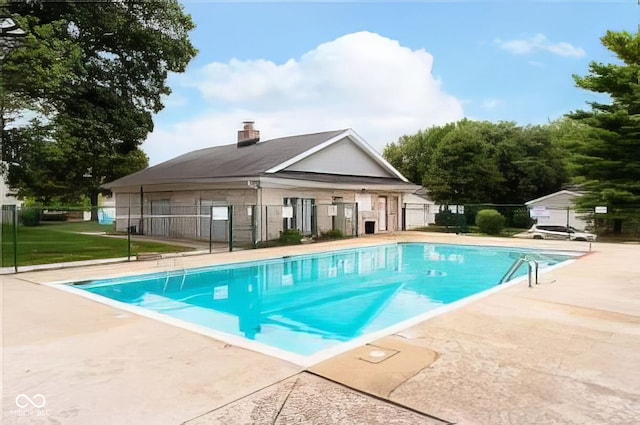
[378,196,387,231]
[150,200,170,236]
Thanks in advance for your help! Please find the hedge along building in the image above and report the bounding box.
[102,122,420,244]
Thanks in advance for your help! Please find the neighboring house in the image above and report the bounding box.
[525,190,589,230]
[103,123,420,242]
[0,176,21,226]
[97,194,116,225]
[0,176,22,207]
[403,188,439,229]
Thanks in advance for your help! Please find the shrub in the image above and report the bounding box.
[318,228,344,240]
[434,209,456,226]
[255,240,282,248]
[510,208,533,229]
[475,209,506,235]
[279,229,303,245]
[20,207,41,226]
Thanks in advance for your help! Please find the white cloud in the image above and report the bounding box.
[144,31,464,165]
[495,34,585,58]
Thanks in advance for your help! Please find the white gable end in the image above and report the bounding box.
[526,190,581,208]
[283,138,395,178]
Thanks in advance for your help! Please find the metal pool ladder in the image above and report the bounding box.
[163,269,187,292]
[499,254,540,287]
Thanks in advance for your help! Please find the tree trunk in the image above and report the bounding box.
[89,191,99,221]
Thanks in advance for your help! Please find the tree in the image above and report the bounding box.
[568,31,640,215]
[3,1,197,217]
[492,124,567,203]
[6,120,149,205]
[424,124,503,204]
[383,120,569,205]
[383,122,457,184]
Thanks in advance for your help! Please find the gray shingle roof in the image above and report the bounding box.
[103,129,348,188]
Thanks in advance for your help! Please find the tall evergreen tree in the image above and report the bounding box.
[569,31,640,215]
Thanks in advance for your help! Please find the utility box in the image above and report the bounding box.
[365,221,375,234]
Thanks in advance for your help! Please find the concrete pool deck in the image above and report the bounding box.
[2,232,639,424]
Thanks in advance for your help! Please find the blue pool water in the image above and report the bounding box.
[77,243,576,357]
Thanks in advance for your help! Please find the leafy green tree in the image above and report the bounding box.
[568,31,640,215]
[493,124,567,203]
[424,124,504,204]
[383,122,457,184]
[384,120,569,204]
[5,120,148,206]
[3,1,197,218]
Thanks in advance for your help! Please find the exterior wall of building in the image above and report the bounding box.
[0,178,22,207]
[113,186,406,242]
[284,138,394,177]
[527,193,589,230]
[258,188,354,241]
[402,194,438,229]
[114,188,258,241]
[354,192,402,235]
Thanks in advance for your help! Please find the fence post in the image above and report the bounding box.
[264,206,268,244]
[228,205,234,252]
[209,206,213,254]
[401,203,406,231]
[0,206,3,268]
[354,203,359,237]
[312,204,318,237]
[139,186,144,235]
[251,205,257,248]
[127,205,131,261]
[13,205,18,273]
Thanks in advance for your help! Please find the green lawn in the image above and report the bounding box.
[1,221,193,267]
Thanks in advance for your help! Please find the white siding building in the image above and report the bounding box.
[525,190,589,230]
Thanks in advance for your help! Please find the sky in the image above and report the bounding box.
[143,0,638,165]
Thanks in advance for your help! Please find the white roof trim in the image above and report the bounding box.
[525,190,582,206]
[265,129,409,183]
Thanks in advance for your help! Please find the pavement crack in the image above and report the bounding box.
[272,376,299,425]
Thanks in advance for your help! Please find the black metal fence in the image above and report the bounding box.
[401,202,640,240]
[0,202,358,272]
[3,201,638,272]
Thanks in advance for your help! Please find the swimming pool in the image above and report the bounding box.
[73,243,578,365]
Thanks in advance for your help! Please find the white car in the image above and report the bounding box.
[519,224,597,241]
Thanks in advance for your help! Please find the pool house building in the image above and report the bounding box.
[103,123,419,245]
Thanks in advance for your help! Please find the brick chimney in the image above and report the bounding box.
[237,121,260,147]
